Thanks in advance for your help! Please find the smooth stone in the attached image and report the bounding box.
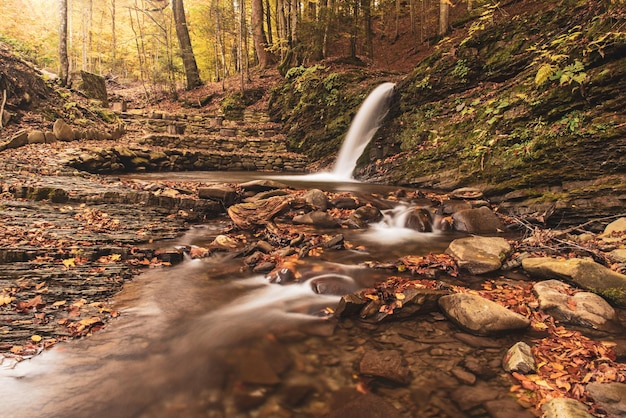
[522,257,626,307]
[303,188,329,211]
[502,342,535,374]
[198,185,237,206]
[533,279,620,332]
[359,349,411,385]
[347,204,383,228]
[541,398,593,418]
[439,293,530,336]
[27,130,45,144]
[586,382,626,418]
[445,236,512,274]
[53,118,75,141]
[602,217,626,236]
[404,208,433,232]
[452,206,505,234]
[5,130,28,148]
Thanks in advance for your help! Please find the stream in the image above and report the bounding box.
[0,172,537,418]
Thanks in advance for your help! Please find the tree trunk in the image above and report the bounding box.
[362,0,373,59]
[251,0,275,68]
[110,0,116,68]
[439,0,449,36]
[171,0,202,89]
[59,0,70,86]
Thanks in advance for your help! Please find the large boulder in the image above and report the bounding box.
[439,293,530,336]
[445,236,512,274]
[522,257,626,307]
[227,195,292,230]
[533,280,620,332]
[80,70,108,106]
[452,206,505,234]
[602,217,626,236]
[53,119,75,141]
[586,382,626,418]
[303,188,329,211]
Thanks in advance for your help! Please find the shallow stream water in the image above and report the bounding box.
[0,173,538,417]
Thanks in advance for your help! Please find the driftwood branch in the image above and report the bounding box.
[0,89,7,129]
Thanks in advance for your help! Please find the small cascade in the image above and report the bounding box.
[332,82,396,179]
[362,204,439,245]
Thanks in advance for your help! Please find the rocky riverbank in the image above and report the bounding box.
[1,135,626,416]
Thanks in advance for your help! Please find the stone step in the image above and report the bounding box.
[121,116,281,137]
[139,133,290,153]
[64,145,308,174]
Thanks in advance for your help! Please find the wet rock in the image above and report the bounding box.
[292,210,340,228]
[323,234,345,250]
[253,261,276,273]
[310,275,357,295]
[502,342,535,374]
[53,118,75,141]
[541,398,593,418]
[454,333,502,349]
[445,236,512,274]
[27,130,45,144]
[484,398,536,418]
[256,240,274,253]
[439,293,530,336]
[334,293,368,317]
[327,392,402,418]
[198,185,237,206]
[610,249,626,263]
[303,188,329,211]
[280,378,316,408]
[233,385,270,411]
[335,288,447,322]
[450,187,485,200]
[210,234,240,250]
[586,382,626,418]
[347,204,383,228]
[533,280,620,332]
[450,381,501,411]
[239,179,289,192]
[522,257,626,307]
[404,208,433,232]
[452,206,505,234]
[227,196,292,230]
[237,348,282,385]
[359,349,411,385]
[331,196,359,209]
[267,267,296,284]
[451,367,476,385]
[440,199,472,215]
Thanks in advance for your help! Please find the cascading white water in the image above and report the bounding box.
[331,82,396,179]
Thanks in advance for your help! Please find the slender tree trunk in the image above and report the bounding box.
[349,0,358,58]
[251,0,275,68]
[239,0,245,93]
[265,0,273,44]
[59,0,70,86]
[362,0,372,59]
[110,0,116,68]
[394,0,400,41]
[439,0,449,36]
[171,0,202,89]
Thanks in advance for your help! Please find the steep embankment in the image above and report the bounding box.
[270,0,626,226]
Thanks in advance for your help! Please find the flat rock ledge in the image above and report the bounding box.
[522,257,626,307]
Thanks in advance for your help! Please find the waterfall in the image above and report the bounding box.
[331,82,396,179]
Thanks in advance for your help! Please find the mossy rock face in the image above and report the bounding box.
[26,187,68,203]
[268,65,392,160]
[363,0,625,197]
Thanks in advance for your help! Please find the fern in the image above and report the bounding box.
[535,64,555,86]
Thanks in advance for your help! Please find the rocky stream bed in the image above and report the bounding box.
[1,137,626,418]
